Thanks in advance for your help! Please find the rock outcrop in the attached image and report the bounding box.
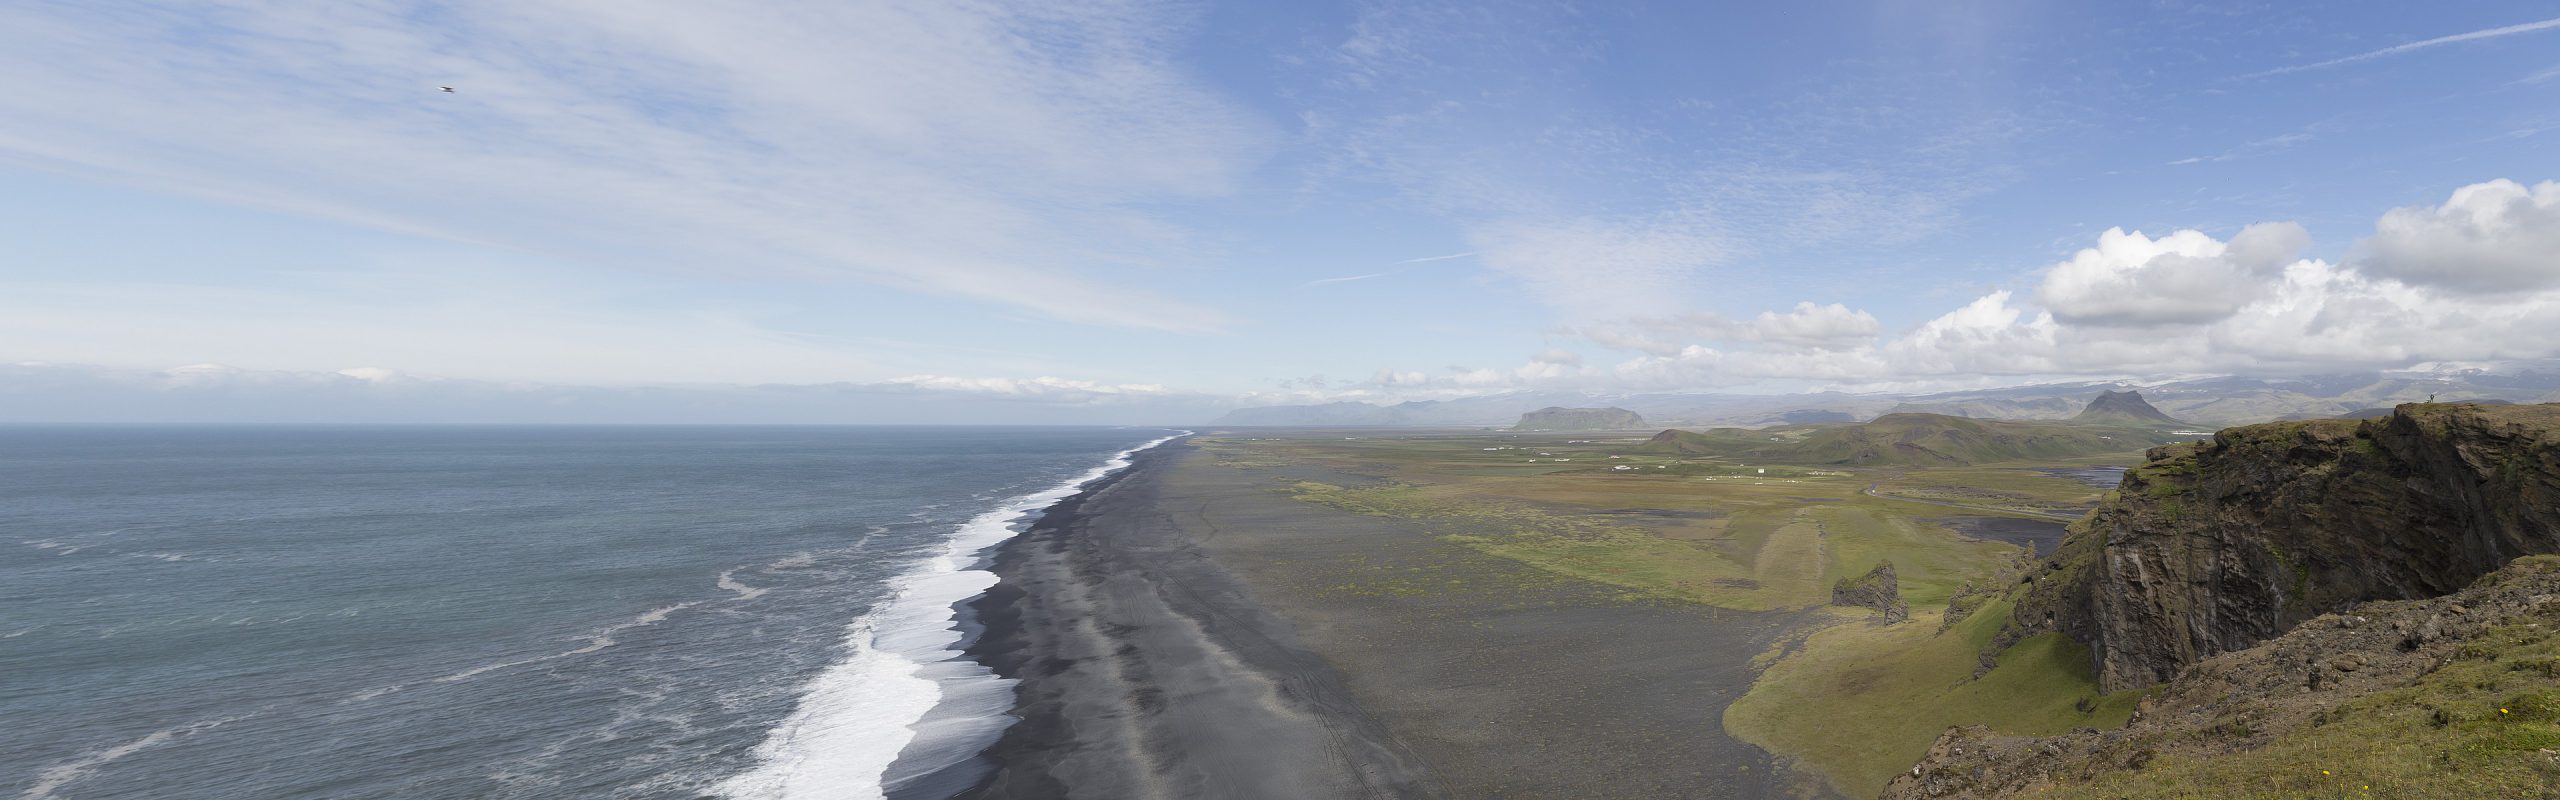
[1884,555,2560,799]
[1831,561,1910,622]
[2011,402,2560,692]
[2067,390,2183,427]
[1511,407,1646,431]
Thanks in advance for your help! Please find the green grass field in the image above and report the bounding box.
[1203,430,2153,794]
[1725,599,2145,797]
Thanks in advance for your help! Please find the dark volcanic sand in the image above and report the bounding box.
[1932,516,2071,556]
[963,440,1817,799]
[954,445,1438,800]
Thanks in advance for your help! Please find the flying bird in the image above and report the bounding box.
[439,86,455,93]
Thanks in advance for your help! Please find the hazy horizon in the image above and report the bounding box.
[6,3,2560,423]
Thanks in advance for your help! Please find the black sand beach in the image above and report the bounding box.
[957,439,1815,799]
[952,444,1441,800]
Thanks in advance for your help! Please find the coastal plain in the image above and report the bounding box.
[967,424,2174,799]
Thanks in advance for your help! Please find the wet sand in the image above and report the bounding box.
[958,440,1815,799]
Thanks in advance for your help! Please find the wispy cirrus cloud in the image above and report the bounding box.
[1294,2,2024,320]
[0,1,1267,333]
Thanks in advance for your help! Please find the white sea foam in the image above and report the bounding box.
[717,431,1187,800]
[436,601,701,683]
[717,568,770,601]
[21,714,249,799]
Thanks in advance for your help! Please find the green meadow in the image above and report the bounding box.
[1198,429,2152,795]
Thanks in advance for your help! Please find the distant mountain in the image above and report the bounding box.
[1211,361,2560,429]
[2068,390,2182,426]
[1512,406,1645,431]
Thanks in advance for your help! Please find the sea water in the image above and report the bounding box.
[0,425,1173,799]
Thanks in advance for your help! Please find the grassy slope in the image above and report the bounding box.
[1726,600,2144,798]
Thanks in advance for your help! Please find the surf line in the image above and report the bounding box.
[717,431,1189,800]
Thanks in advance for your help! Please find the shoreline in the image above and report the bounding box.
[944,441,1442,799]
[935,435,1816,799]
[735,431,1184,800]
[887,441,1155,798]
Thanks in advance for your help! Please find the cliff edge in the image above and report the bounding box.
[1885,555,2560,799]
[2012,402,2560,693]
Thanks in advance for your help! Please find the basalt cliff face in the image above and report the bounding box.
[2013,402,2560,693]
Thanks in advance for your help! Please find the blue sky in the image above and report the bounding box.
[3,1,2558,419]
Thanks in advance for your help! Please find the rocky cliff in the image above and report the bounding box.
[2011,402,2560,693]
[1831,561,1910,622]
[1885,555,2560,799]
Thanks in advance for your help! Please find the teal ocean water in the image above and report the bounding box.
[0,425,1171,799]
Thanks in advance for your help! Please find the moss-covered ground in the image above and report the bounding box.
[2036,618,2560,800]
[1727,599,2146,797]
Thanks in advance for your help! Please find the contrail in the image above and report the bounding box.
[2240,16,2560,79]
[1394,251,1476,264]
[1298,252,1477,288]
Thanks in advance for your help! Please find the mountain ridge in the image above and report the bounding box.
[1209,366,2560,429]
[1511,406,1645,431]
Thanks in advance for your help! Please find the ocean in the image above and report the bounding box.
[0,425,1175,799]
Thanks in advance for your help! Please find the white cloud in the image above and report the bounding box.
[1747,302,1882,350]
[887,374,1169,400]
[1471,214,1731,319]
[1360,180,2560,396]
[1565,302,1882,357]
[2033,222,2307,327]
[2355,179,2560,293]
[0,362,1229,424]
[0,1,1261,332]
[0,274,883,386]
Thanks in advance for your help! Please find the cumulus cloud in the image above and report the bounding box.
[2355,179,2560,293]
[1361,179,2560,396]
[2033,222,2307,327]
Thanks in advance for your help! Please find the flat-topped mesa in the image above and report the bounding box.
[1511,406,1645,431]
[2068,389,2183,427]
[2011,402,2560,692]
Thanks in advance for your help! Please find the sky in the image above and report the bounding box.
[3,1,2558,422]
